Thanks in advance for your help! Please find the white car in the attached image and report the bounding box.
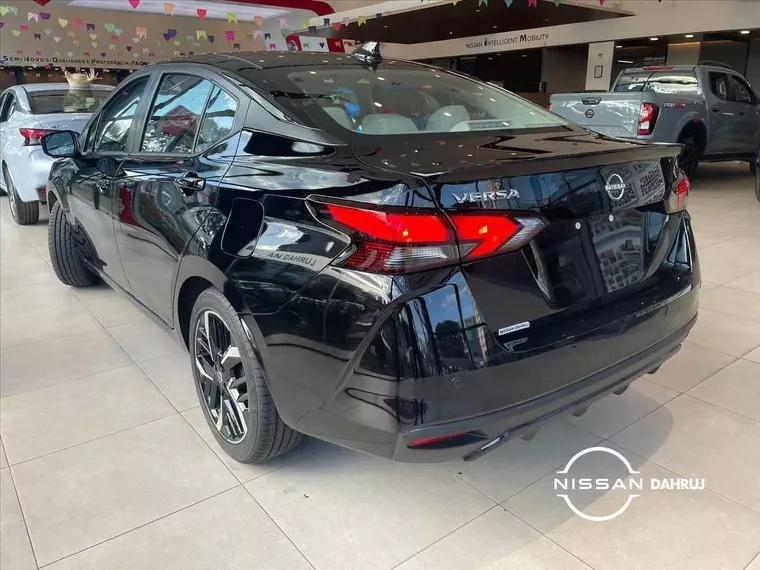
[0,83,113,225]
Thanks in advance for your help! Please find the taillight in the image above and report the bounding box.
[19,128,55,146]
[637,103,659,136]
[666,174,690,213]
[313,200,545,273]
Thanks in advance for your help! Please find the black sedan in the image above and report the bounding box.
[40,44,700,463]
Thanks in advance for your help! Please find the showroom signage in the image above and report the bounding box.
[464,32,549,50]
[0,53,148,68]
[554,447,706,522]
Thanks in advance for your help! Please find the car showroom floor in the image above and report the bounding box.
[1,162,760,570]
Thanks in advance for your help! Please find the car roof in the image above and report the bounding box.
[20,83,114,92]
[157,50,418,71]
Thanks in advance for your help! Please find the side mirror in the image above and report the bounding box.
[41,130,78,158]
[96,157,120,178]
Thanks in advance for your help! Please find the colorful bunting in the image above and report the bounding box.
[73,39,79,45]
[105,23,115,32]
[53,36,60,43]
[233,43,240,50]
[143,47,148,53]
[7,5,17,15]
[554,0,562,5]
[44,28,51,35]
[136,26,147,38]
[303,18,310,28]
[477,0,488,6]
[269,43,276,50]
[197,8,206,19]
[308,25,317,33]
[20,24,28,31]
[58,18,68,27]
[109,43,116,50]
[528,0,537,6]
[28,12,39,22]
[504,0,513,6]
[323,17,330,26]
[34,32,41,39]
[225,30,235,41]
[0,6,9,16]
[376,12,383,19]
[89,33,97,39]
[342,17,350,26]
[128,0,140,8]
[196,30,206,39]
[254,16,264,26]
[67,31,75,37]
[73,17,84,26]
[164,3,174,15]
[253,30,262,38]
[332,22,341,30]
[40,12,50,20]
[358,15,367,25]
[114,27,123,36]
[133,37,141,44]
[112,35,119,41]
[33,0,52,5]
[279,16,287,28]
[173,50,180,56]
[87,23,95,31]
[162,31,171,41]
[264,32,271,40]
[91,41,97,47]
[186,34,193,42]
[227,12,237,23]
[207,35,214,43]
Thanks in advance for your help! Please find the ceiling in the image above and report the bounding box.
[329,1,624,45]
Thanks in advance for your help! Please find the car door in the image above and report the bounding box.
[0,91,20,185]
[0,92,9,185]
[704,70,734,155]
[726,73,760,155]
[66,74,153,291]
[114,70,245,323]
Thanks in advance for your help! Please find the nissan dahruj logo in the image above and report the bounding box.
[554,447,706,522]
[604,173,627,201]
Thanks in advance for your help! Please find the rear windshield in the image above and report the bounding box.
[28,90,111,114]
[613,71,700,95]
[282,65,569,135]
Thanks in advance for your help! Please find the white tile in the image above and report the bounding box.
[443,421,599,503]
[0,260,58,290]
[0,302,101,350]
[566,379,678,438]
[139,352,198,412]
[612,395,760,512]
[505,445,760,570]
[746,553,760,570]
[73,284,149,327]
[0,438,7,469]
[0,280,79,316]
[12,415,237,566]
[746,347,760,364]
[726,270,760,295]
[0,469,37,570]
[687,309,760,358]
[646,342,737,392]
[397,507,592,570]
[0,329,132,397]
[183,407,330,484]
[246,446,494,570]
[700,286,760,322]
[687,359,760,422]
[1,366,176,464]
[44,487,312,570]
[107,320,183,363]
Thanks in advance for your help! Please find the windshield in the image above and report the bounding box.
[28,89,111,114]
[284,65,569,135]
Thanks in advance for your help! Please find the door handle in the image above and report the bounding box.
[712,106,721,113]
[739,111,745,116]
[174,174,205,196]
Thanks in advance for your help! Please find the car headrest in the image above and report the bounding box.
[360,113,419,134]
[322,106,353,130]
[426,105,471,132]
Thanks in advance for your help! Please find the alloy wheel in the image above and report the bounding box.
[7,176,18,220]
[194,310,250,444]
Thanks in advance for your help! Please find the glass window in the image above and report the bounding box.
[728,75,755,104]
[196,86,238,153]
[708,72,729,101]
[281,66,569,135]
[613,71,699,94]
[27,89,112,114]
[141,74,212,154]
[94,76,149,153]
[0,93,16,122]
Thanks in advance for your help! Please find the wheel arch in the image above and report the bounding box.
[677,119,707,155]
[173,255,246,349]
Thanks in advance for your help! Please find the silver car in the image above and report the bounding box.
[0,83,113,225]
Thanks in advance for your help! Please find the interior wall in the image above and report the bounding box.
[747,39,760,91]
[700,40,750,75]
[540,46,587,93]
[0,4,314,70]
[585,41,614,91]
[667,42,701,66]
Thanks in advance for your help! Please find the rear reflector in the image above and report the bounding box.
[312,200,546,273]
[666,174,690,213]
[19,128,55,146]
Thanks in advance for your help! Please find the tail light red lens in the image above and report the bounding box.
[314,201,546,273]
[19,128,55,146]
[666,174,690,213]
[637,103,659,136]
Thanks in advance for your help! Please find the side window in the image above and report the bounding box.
[0,93,16,122]
[708,72,729,101]
[140,74,212,154]
[728,75,755,104]
[94,76,149,153]
[196,86,238,153]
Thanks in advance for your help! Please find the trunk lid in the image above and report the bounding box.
[34,112,93,134]
[549,93,645,138]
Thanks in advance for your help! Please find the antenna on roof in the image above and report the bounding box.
[351,41,382,68]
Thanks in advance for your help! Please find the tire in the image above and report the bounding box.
[755,166,760,204]
[750,161,757,177]
[48,201,100,287]
[4,167,39,225]
[190,287,302,463]
[677,136,700,180]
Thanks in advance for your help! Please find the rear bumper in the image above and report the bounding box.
[392,314,694,462]
[4,147,54,203]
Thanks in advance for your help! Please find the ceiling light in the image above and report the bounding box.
[685,34,694,38]
[740,30,750,34]
[521,54,527,57]
[650,37,659,41]
[616,45,623,48]
[493,25,497,28]
[618,60,634,64]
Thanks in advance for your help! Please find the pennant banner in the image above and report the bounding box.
[28,12,39,22]
[87,22,96,31]
[164,2,174,15]
[227,12,237,23]
[196,30,206,39]
[197,8,206,19]
[225,30,235,41]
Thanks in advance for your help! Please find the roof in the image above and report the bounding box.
[20,83,114,92]
[157,50,417,71]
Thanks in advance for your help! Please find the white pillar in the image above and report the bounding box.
[586,41,615,91]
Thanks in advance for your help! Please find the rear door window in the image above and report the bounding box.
[613,71,699,94]
[708,72,729,101]
[196,86,238,153]
[27,90,111,114]
[728,75,756,104]
[93,76,150,153]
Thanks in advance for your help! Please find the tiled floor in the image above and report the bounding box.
[1,162,759,570]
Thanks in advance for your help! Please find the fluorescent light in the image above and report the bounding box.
[615,45,623,48]
[740,30,751,34]
[618,60,634,64]
[685,34,694,38]
[650,37,659,41]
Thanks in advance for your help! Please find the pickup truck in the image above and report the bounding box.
[550,62,760,179]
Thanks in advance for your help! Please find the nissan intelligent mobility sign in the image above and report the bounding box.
[465,32,550,50]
